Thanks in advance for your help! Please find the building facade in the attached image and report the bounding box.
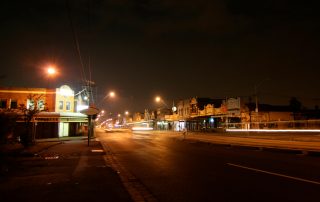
[0,85,87,139]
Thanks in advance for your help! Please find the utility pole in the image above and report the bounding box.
[79,80,98,146]
[254,78,270,113]
[253,78,270,129]
[254,85,259,113]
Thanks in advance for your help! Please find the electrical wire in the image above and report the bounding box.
[65,0,96,105]
[65,0,87,84]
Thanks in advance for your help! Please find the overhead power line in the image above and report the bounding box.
[65,0,95,105]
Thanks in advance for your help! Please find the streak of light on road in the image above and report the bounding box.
[227,163,320,185]
[226,129,320,133]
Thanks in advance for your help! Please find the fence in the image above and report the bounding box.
[224,119,320,130]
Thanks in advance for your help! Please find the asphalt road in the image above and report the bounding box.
[98,130,320,202]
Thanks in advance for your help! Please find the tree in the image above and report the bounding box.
[18,94,47,147]
[289,97,302,112]
[289,97,302,121]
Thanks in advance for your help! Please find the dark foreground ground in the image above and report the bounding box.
[0,140,131,202]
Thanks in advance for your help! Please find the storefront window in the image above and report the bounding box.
[59,101,64,110]
[38,100,45,110]
[27,99,34,110]
[66,101,71,111]
[10,100,17,109]
[0,99,7,108]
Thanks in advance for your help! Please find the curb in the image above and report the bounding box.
[99,140,157,202]
[174,136,320,157]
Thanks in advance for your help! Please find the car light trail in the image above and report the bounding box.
[132,127,153,131]
[226,129,320,133]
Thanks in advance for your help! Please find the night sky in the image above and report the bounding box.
[1,0,320,114]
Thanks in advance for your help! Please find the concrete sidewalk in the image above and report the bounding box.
[153,131,320,154]
[0,140,132,202]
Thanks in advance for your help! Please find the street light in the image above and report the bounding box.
[97,91,116,107]
[43,64,59,88]
[45,65,58,78]
[155,96,161,103]
[47,67,55,75]
[103,91,115,100]
[155,96,169,108]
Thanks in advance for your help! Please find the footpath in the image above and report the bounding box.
[152,130,320,155]
[0,139,132,202]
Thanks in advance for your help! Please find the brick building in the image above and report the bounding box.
[0,85,87,138]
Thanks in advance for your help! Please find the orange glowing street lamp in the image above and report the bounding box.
[45,65,58,78]
[47,67,56,75]
[155,96,161,103]
[103,91,115,100]
[109,91,115,98]
[43,64,59,88]
[155,95,169,108]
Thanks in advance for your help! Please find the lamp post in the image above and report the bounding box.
[98,91,115,106]
[105,91,115,99]
[81,90,115,146]
[124,111,130,126]
[155,96,169,108]
[155,96,176,131]
[253,78,269,128]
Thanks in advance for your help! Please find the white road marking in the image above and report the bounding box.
[227,163,320,185]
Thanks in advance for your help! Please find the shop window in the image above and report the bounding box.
[38,100,45,110]
[59,101,64,110]
[0,99,7,108]
[66,101,71,111]
[27,99,35,110]
[10,100,17,109]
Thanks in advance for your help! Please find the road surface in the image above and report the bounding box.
[98,129,320,202]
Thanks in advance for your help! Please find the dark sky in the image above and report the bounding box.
[1,0,320,114]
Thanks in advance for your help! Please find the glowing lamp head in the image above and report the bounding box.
[172,106,177,112]
[155,96,161,103]
[47,66,56,76]
[109,91,115,97]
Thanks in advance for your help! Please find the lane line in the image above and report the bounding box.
[227,163,320,185]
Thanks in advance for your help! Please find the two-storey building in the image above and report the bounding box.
[0,85,87,139]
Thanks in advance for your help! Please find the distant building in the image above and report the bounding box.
[241,103,293,129]
[167,97,300,131]
[172,97,228,131]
